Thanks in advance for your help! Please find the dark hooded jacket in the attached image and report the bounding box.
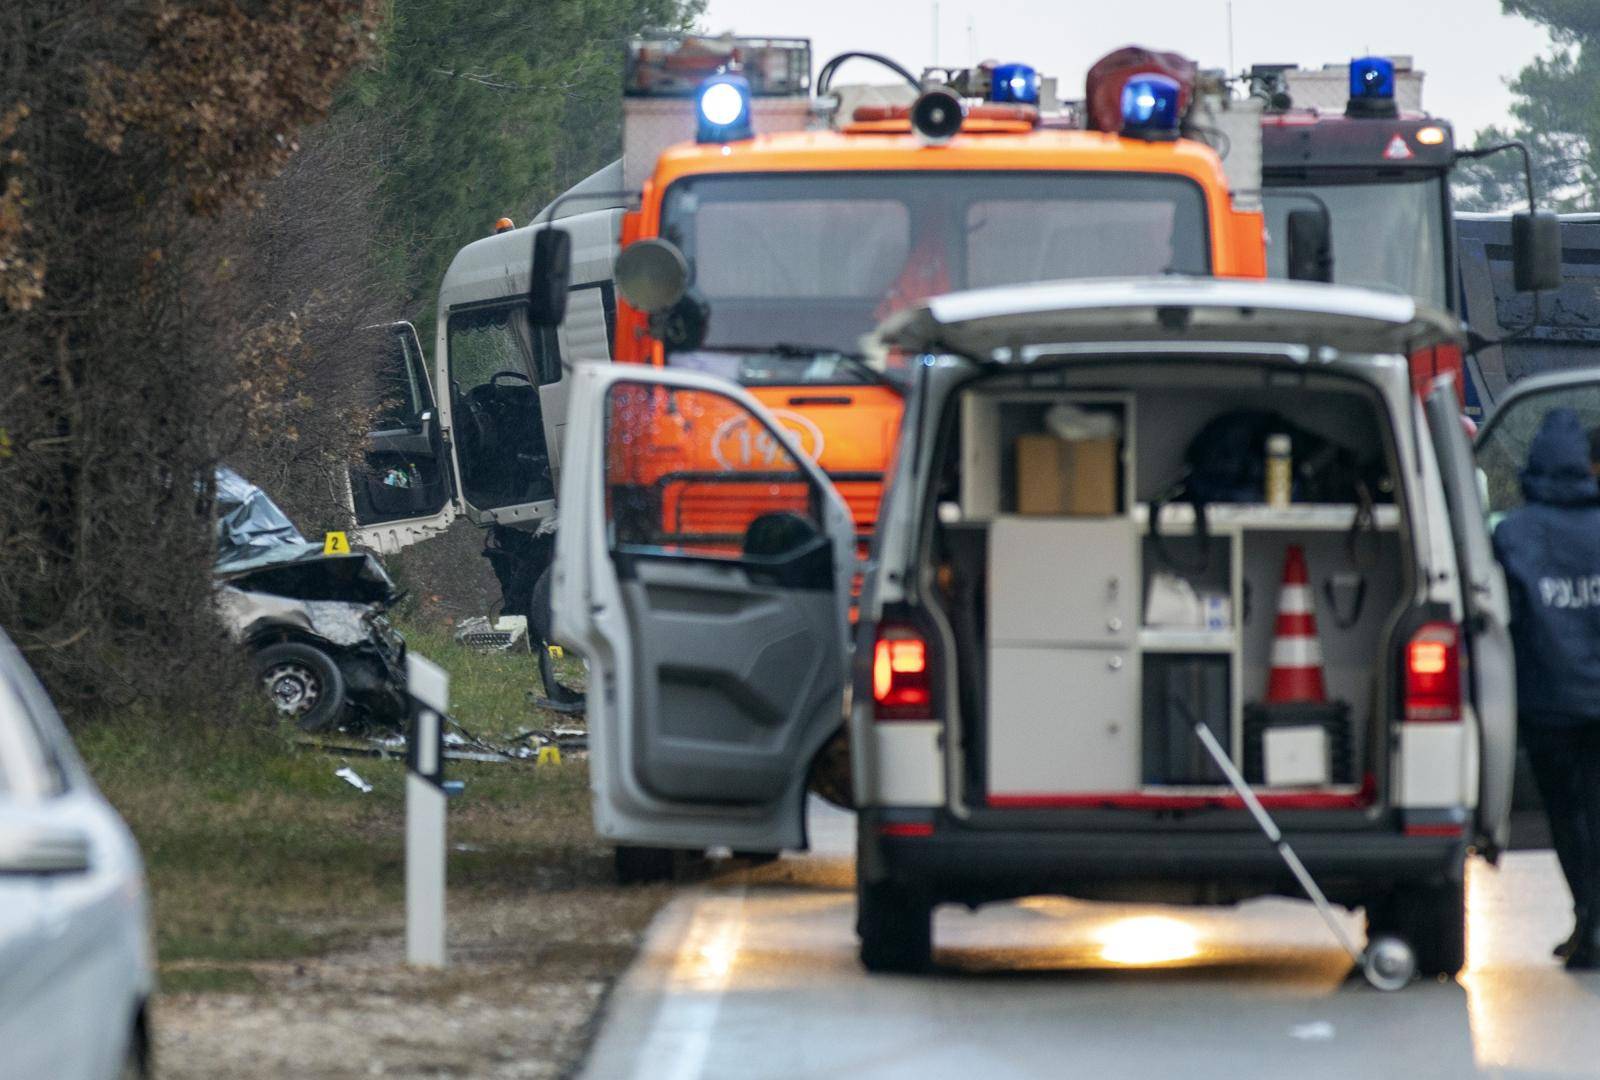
[1492,408,1600,725]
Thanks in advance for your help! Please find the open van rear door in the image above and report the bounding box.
[552,363,855,852]
[1424,376,1515,857]
[349,322,457,554]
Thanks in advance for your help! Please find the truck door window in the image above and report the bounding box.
[447,303,556,509]
[1263,177,1447,308]
[606,382,823,560]
[1478,383,1600,516]
[372,327,426,430]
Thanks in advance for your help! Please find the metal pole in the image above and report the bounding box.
[406,653,450,968]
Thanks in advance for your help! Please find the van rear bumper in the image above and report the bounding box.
[860,814,1466,906]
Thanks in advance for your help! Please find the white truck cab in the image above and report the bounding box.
[553,275,1522,978]
[345,200,622,556]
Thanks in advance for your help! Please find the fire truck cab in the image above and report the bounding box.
[1254,55,1562,415]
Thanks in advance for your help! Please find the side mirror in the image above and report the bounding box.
[1285,208,1334,283]
[614,239,689,314]
[0,820,91,875]
[528,227,572,327]
[1512,209,1562,293]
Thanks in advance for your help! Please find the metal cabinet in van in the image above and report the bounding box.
[550,277,1516,980]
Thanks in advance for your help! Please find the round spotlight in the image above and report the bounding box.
[614,238,689,314]
[910,86,965,145]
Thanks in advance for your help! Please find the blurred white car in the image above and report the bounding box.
[0,629,153,1078]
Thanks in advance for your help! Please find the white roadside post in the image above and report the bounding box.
[405,652,450,967]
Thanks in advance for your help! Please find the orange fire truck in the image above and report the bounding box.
[524,40,1279,556]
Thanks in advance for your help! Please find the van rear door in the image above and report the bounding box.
[349,322,457,554]
[552,363,855,852]
[1425,376,1515,856]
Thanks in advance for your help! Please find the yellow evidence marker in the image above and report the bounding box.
[323,531,351,555]
[546,644,564,659]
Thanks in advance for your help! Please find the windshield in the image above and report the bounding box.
[659,171,1212,384]
[1264,176,1448,309]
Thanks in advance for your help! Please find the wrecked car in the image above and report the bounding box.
[213,468,407,731]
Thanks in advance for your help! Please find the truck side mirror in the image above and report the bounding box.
[1285,209,1334,283]
[1512,209,1562,292]
[528,227,572,326]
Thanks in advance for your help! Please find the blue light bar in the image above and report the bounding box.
[1349,56,1395,100]
[696,73,753,143]
[1346,55,1399,118]
[1120,75,1181,141]
[990,63,1040,105]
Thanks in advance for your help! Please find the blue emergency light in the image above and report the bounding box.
[1349,56,1395,101]
[1120,75,1181,141]
[990,63,1040,105]
[1346,55,1398,118]
[696,72,753,143]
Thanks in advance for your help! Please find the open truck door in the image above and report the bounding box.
[349,322,457,554]
[1424,376,1515,856]
[552,363,855,853]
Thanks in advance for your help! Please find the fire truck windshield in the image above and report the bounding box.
[658,170,1211,382]
[1264,176,1449,310]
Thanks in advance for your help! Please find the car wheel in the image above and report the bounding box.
[530,567,584,707]
[614,844,677,885]
[119,1022,149,1080]
[1367,879,1465,978]
[253,641,348,732]
[858,879,933,973]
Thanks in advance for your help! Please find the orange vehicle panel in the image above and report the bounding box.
[610,128,1264,543]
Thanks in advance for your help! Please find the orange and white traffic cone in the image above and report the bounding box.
[1266,544,1327,703]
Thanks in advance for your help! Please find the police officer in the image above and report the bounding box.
[1493,407,1600,969]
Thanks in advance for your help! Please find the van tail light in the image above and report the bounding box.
[1405,622,1461,722]
[873,626,933,721]
[1409,344,1464,404]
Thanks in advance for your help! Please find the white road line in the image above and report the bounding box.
[630,885,748,1080]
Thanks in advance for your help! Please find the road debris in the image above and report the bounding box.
[1289,1021,1335,1041]
[454,615,529,652]
[334,766,373,793]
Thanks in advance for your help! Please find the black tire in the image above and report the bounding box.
[530,567,584,707]
[1367,879,1466,977]
[119,1014,149,1080]
[252,641,348,732]
[858,879,933,973]
[614,844,677,885]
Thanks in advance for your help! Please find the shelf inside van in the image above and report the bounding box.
[1133,502,1400,533]
[1138,628,1235,652]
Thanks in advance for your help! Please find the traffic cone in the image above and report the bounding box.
[1266,544,1327,703]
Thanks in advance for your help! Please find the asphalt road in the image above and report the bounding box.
[582,802,1600,1079]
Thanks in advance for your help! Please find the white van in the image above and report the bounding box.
[552,276,1515,977]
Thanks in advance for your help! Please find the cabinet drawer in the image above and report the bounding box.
[988,646,1139,796]
[989,517,1137,646]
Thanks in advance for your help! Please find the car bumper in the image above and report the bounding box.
[859,812,1466,905]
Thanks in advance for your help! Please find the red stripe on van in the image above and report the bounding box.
[986,791,1372,811]
[1403,823,1463,838]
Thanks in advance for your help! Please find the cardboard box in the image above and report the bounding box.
[1263,725,1331,787]
[1015,434,1118,515]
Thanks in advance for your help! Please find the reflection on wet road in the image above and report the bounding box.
[583,803,1600,1079]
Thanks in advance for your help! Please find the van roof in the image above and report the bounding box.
[875,276,1463,359]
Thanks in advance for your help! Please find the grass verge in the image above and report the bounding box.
[74,623,637,998]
